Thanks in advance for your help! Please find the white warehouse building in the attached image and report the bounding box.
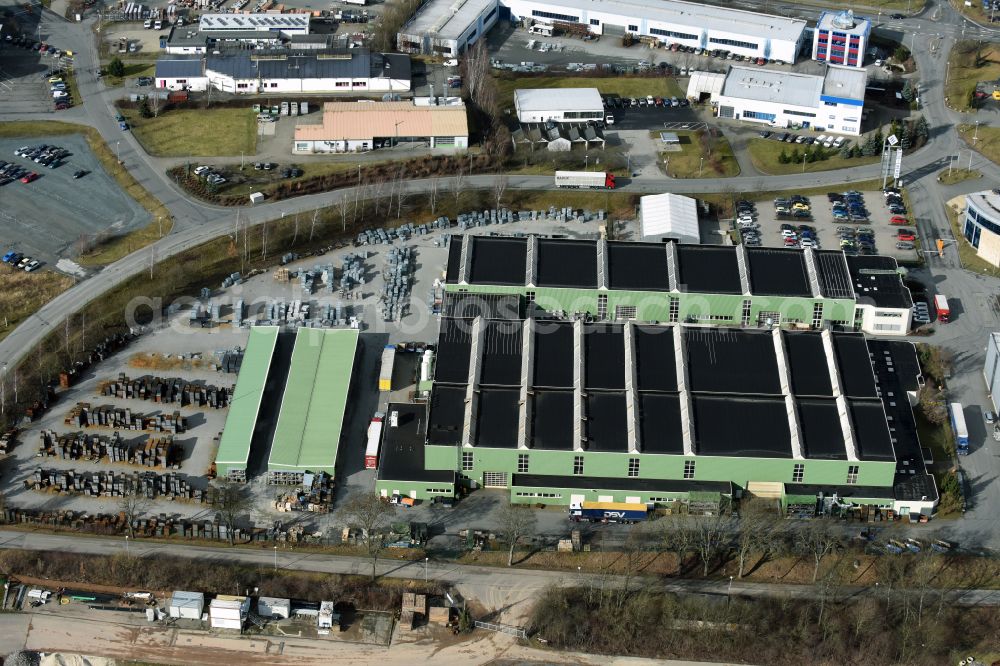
[397,0,500,56]
[690,65,866,135]
[502,0,808,63]
[514,87,603,123]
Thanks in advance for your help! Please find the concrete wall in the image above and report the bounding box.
[854,303,911,336]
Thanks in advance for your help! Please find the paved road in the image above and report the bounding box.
[0,0,999,550]
[2,528,999,608]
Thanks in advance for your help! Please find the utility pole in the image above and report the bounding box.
[699,157,704,177]
[802,152,807,173]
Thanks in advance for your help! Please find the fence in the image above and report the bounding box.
[474,620,527,639]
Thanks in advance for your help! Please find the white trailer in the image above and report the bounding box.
[554,170,615,189]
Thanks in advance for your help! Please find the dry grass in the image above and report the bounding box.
[0,265,75,343]
[937,168,982,185]
[128,352,217,372]
[945,41,1000,111]
[123,107,257,158]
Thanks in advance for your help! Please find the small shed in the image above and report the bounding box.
[209,594,250,630]
[317,600,338,634]
[639,193,700,244]
[168,590,205,620]
[249,192,265,205]
[257,596,291,619]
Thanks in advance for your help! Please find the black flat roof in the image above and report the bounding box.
[846,255,912,309]
[584,325,625,390]
[797,398,848,460]
[785,482,893,500]
[512,473,733,495]
[378,402,457,483]
[850,399,896,461]
[427,384,466,445]
[676,245,742,294]
[639,393,684,454]
[832,333,879,398]
[434,317,472,383]
[685,328,781,395]
[873,339,922,392]
[445,238,462,283]
[606,242,670,291]
[468,236,526,285]
[814,250,854,300]
[746,248,811,297]
[532,390,575,450]
[480,320,523,386]
[783,331,833,397]
[693,395,791,457]
[443,292,521,320]
[586,392,628,452]
[537,239,597,288]
[475,388,520,448]
[532,321,575,388]
[634,325,677,391]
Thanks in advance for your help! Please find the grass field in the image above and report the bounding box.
[124,107,258,157]
[945,41,1000,112]
[496,75,683,113]
[0,121,173,265]
[655,129,739,178]
[958,124,1000,169]
[0,265,75,343]
[937,167,982,185]
[746,138,879,175]
[103,62,155,88]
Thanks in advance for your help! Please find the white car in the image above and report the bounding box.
[25,259,40,272]
[815,134,828,145]
[833,137,845,148]
[194,165,211,175]
[781,229,797,237]
[443,58,459,67]
[52,90,68,98]
[800,239,814,248]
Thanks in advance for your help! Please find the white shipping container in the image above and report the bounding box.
[257,597,291,619]
[210,617,243,630]
[299,101,308,114]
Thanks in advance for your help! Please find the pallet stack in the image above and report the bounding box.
[0,429,17,454]
[100,374,232,409]
[63,403,187,433]
[27,468,212,503]
[38,430,181,469]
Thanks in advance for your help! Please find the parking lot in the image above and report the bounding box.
[604,100,701,130]
[0,136,151,267]
[734,189,921,263]
[0,39,64,116]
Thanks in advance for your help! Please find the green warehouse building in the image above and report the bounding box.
[375,236,936,518]
[215,326,360,485]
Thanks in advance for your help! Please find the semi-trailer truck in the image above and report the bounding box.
[934,294,950,323]
[569,501,647,524]
[950,402,969,455]
[365,415,383,469]
[554,170,616,189]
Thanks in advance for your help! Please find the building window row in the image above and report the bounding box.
[426,488,450,494]
[516,491,562,498]
[683,460,696,479]
[709,36,758,50]
[573,455,585,475]
[689,314,734,322]
[518,453,529,473]
[615,305,638,320]
[531,9,579,22]
[784,109,817,118]
[968,206,1000,236]
[462,451,473,471]
[668,296,680,323]
[628,24,638,31]
[743,110,776,121]
[792,463,804,483]
[628,457,640,477]
[846,465,859,485]
[649,27,699,41]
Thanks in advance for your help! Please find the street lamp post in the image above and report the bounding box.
[699,157,704,177]
[116,141,121,164]
[727,575,734,609]
[424,557,429,583]
[125,535,129,556]
[802,152,807,173]
[273,546,277,571]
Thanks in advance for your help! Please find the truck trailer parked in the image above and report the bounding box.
[378,345,395,391]
[554,170,616,189]
[950,402,969,455]
[934,294,950,323]
[570,501,647,524]
[365,415,382,469]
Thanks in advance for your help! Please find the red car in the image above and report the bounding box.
[889,216,909,226]
[20,172,38,183]
[897,231,916,241]
[54,102,71,110]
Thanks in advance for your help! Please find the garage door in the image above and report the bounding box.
[436,137,456,147]
[483,471,508,488]
[602,23,626,36]
[598,495,614,503]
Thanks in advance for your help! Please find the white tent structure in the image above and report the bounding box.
[686,71,726,100]
[168,591,205,620]
[640,193,700,244]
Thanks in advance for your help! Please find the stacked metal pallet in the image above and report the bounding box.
[64,403,187,433]
[339,253,365,292]
[100,374,232,408]
[37,431,180,468]
[0,429,17,454]
[28,468,210,502]
[379,245,414,322]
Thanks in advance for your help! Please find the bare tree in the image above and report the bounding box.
[686,512,732,577]
[450,164,466,210]
[795,521,841,583]
[291,212,299,247]
[496,502,537,567]
[335,193,350,232]
[492,168,508,210]
[308,206,320,243]
[150,91,162,118]
[342,491,394,580]
[659,516,694,575]
[734,497,781,578]
[216,481,253,546]
[370,176,388,217]
[428,176,441,216]
[394,165,409,219]
[463,41,490,105]
[118,486,149,539]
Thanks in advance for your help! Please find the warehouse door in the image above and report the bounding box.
[483,471,508,488]
[570,494,585,507]
[602,23,626,36]
[598,495,614,503]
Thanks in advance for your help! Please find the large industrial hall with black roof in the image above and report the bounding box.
[376,236,936,519]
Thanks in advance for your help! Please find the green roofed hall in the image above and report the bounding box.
[216,326,279,481]
[268,328,360,484]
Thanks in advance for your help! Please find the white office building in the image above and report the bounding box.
[691,65,866,135]
[514,87,603,123]
[847,255,913,337]
[812,10,870,69]
[962,191,1000,268]
[397,0,500,56]
[502,0,808,62]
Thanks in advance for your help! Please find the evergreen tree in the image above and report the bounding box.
[901,79,915,102]
[778,148,789,164]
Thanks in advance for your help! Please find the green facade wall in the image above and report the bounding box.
[425,444,895,504]
[509,485,694,506]
[375,479,455,500]
[445,284,855,326]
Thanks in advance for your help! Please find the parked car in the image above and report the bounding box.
[24,259,40,272]
[20,172,38,183]
[73,169,89,179]
[896,241,915,250]
[897,231,916,241]
[889,216,909,225]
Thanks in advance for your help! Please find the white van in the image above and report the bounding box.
[143,19,152,28]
